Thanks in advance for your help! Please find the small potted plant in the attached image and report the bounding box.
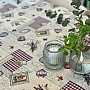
[45,0,90,74]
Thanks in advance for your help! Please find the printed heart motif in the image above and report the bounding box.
[64,62,70,69]
[0,42,2,46]
[0,71,3,76]
[39,57,44,63]
[0,32,8,37]
[21,6,29,9]
[54,29,62,33]
[37,8,43,11]
[18,12,25,16]
[18,36,26,41]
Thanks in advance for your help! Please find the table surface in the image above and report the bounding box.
[0,0,89,90]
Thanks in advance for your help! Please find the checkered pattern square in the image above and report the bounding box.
[60,81,85,90]
[3,49,33,73]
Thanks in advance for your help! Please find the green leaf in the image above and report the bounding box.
[58,46,64,51]
[57,14,63,24]
[66,43,73,50]
[79,43,83,50]
[73,10,79,16]
[62,19,70,27]
[71,2,75,6]
[45,10,47,13]
[70,50,73,53]
[63,49,68,56]
[64,38,68,45]
[50,13,57,18]
[73,35,78,40]
[87,15,90,18]
[78,19,83,25]
[68,28,75,32]
[68,33,74,37]
[50,11,57,18]
[63,35,67,38]
[46,12,51,16]
[85,19,90,25]
[75,50,81,57]
[45,9,57,18]
[57,17,62,24]
[71,0,81,9]
[79,10,84,14]
[79,15,82,19]
[59,13,63,18]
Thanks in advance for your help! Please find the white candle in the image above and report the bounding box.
[49,47,59,52]
[48,47,60,65]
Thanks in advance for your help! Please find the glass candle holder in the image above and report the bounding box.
[43,40,66,70]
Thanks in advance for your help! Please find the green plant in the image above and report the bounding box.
[58,0,90,57]
[45,0,90,58]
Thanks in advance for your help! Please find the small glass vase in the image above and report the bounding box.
[43,40,66,70]
[69,50,90,74]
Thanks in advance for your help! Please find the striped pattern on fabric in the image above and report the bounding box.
[34,16,50,23]
[60,81,85,90]
[28,16,50,30]
[3,57,21,73]
[11,49,32,62]
[28,21,42,30]
[3,49,33,73]
[0,3,17,13]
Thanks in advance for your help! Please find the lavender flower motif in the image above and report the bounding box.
[83,74,90,86]
[30,42,37,52]
[26,40,40,52]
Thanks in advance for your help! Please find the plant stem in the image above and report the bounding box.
[68,23,73,28]
[75,55,80,71]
